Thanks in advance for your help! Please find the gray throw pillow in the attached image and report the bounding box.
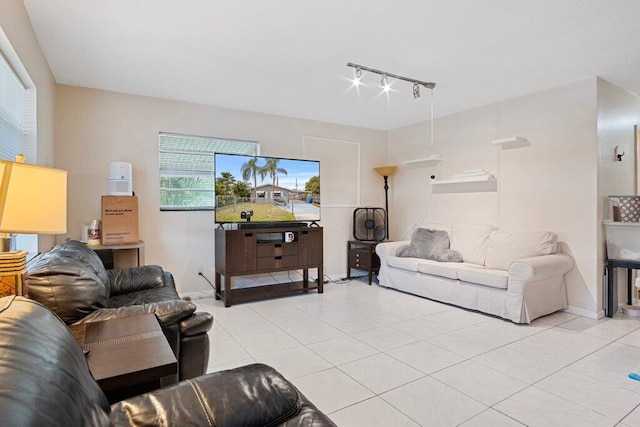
[396,228,463,262]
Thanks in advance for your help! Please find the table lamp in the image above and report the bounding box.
[373,166,397,239]
[0,156,67,296]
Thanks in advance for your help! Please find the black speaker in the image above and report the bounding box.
[353,207,386,241]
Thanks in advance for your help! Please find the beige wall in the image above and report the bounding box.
[55,85,387,293]
[596,79,640,309]
[0,0,57,251]
[6,1,639,313]
[388,79,600,317]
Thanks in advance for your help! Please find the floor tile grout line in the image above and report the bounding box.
[199,282,640,426]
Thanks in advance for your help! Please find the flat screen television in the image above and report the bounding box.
[214,153,320,225]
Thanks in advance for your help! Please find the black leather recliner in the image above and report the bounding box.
[0,296,336,426]
[27,240,213,381]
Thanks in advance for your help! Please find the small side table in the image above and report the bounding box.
[606,258,640,317]
[69,313,176,403]
[347,240,381,285]
[87,240,145,269]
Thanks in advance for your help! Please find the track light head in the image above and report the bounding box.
[381,74,390,93]
[413,82,420,98]
[352,67,363,87]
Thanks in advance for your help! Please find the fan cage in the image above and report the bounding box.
[353,207,386,242]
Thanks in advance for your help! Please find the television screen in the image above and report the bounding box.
[214,153,320,224]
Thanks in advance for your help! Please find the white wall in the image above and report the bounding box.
[0,0,58,251]
[55,85,387,293]
[387,79,600,317]
[596,79,640,309]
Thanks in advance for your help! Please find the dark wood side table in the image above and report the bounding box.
[606,258,640,317]
[69,314,177,403]
[347,240,381,285]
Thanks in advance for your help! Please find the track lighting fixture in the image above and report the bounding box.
[346,62,438,146]
[346,62,436,97]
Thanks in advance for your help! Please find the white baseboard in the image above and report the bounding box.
[563,305,603,320]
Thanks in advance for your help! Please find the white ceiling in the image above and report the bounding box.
[23,0,640,131]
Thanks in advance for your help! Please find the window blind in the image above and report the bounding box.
[0,51,25,161]
[159,133,258,210]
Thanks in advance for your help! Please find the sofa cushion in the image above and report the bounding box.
[450,224,493,265]
[46,240,110,289]
[388,256,420,272]
[28,256,109,325]
[0,296,110,426]
[397,228,463,262]
[458,268,509,289]
[484,230,558,270]
[417,260,460,279]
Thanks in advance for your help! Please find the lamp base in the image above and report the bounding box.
[0,250,28,297]
[0,235,16,253]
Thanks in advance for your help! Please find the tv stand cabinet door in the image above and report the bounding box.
[300,228,323,266]
[216,229,256,274]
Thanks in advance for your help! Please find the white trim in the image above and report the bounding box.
[0,27,35,89]
[563,305,602,320]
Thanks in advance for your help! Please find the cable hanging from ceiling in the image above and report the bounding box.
[347,62,437,145]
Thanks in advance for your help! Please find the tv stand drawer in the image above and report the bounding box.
[257,243,299,257]
[257,255,299,270]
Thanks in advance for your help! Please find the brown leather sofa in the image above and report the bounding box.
[27,240,213,381]
[0,296,336,426]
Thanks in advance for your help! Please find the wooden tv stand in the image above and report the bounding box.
[215,225,323,307]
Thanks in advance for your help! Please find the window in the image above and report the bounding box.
[159,133,258,210]
[1,26,37,253]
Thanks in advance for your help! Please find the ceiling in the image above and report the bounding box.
[23,0,640,131]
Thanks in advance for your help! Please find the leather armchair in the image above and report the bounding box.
[27,240,213,381]
[0,296,335,427]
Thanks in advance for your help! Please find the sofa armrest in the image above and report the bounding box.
[72,306,147,324]
[508,254,574,292]
[144,299,197,326]
[109,363,336,427]
[72,299,197,327]
[108,265,169,296]
[376,240,410,263]
[180,311,213,336]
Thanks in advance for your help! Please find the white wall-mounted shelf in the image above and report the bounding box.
[431,175,497,193]
[491,136,530,150]
[402,154,442,166]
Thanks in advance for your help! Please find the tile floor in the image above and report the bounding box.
[194,280,640,426]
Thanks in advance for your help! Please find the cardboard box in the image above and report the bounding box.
[101,196,139,245]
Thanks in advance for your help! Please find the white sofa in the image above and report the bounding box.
[375,224,574,323]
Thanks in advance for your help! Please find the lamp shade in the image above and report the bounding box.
[0,160,67,234]
[373,166,397,177]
